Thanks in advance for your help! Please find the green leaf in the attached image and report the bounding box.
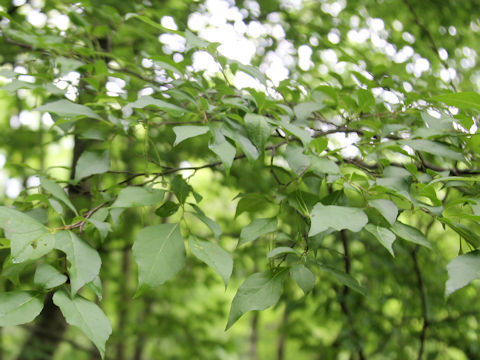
[309,203,368,237]
[74,150,110,181]
[244,114,272,152]
[39,176,77,215]
[365,224,396,257]
[234,193,271,217]
[208,129,236,174]
[188,237,233,286]
[173,125,209,146]
[309,156,340,175]
[0,206,55,263]
[318,264,367,295]
[391,222,432,248]
[294,102,324,121]
[402,139,463,160]
[285,145,310,174]
[280,118,312,147]
[34,263,67,289]
[239,218,277,247]
[123,95,186,116]
[368,199,398,225]
[185,29,210,50]
[0,291,43,326]
[190,204,222,239]
[155,201,180,217]
[133,224,185,291]
[266,247,299,259]
[291,264,316,294]
[54,231,102,295]
[53,290,112,359]
[34,99,102,120]
[431,92,480,112]
[445,251,480,296]
[226,269,287,329]
[111,187,165,208]
[171,175,191,204]
[87,219,111,241]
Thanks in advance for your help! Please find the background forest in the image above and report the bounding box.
[1,0,480,359]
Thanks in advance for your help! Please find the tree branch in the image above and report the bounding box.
[411,247,428,360]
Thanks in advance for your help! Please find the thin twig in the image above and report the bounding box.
[411,247,429,360]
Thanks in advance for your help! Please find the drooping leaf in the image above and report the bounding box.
[39,176,77,215]
[0,206,55,263]
[445,251,480,296]
[53,290,112,359]
[402,139,463,160]
[285,145,310,174]
[244,113,272,152]
[368,199,398,225]
[110,187,165,208]
[132,224,185,291]
[0,291,43,326]
[318,264,367,295]
[291,264,316,294]
[190,204,222,239]
[34,263,67,289]
[309,203,368,237]
[226,269,287,329]
[123,95,186,117]
[54,231,102,295]
[431,92,480,112]
[155,201,180,217]
[365,224,396,257]
[188,237,233,286]
[34,99,102,120]
[171,175,191,204]
[294,102,324,121]
[391,222,432,248]
[238,218,277,247]
[74,150,110,181]
[173,125,209,146]
[266,247,300,259]
[208,129,236,174]
[87,219,111,241]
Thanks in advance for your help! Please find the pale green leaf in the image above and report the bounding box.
[446,251,480,296]
[294,102,324,121]
[190,204,222,239]
[133,224,185,291]
[0,291,43,326]
[226,269,287,329]
[431,92,480,112]
[74,150,110,181]
[0,206,55,263]
[111,187,165,208]
[173,125,209,146]
[309,203,368,237]
[34,263,67,289]
[285,145,310,174]
[391,222,432,248]
[280,119,312,147]
[53,290,112,359]
[291,264,315,294]
[208,129,236,174]
[239,218,277,247]
[365,224,396,257]
[189,237,233,286]
[54,231,101,295]
[123,95,186,116]
[309,156,340,175]
[244,114,272,152]
[39,176,77,215]
[34,99,102,120]
[266,247,299,259]
[401,139,463,160]
[368,199,398,225]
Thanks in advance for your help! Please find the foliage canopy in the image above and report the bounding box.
[1,0,480,359]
